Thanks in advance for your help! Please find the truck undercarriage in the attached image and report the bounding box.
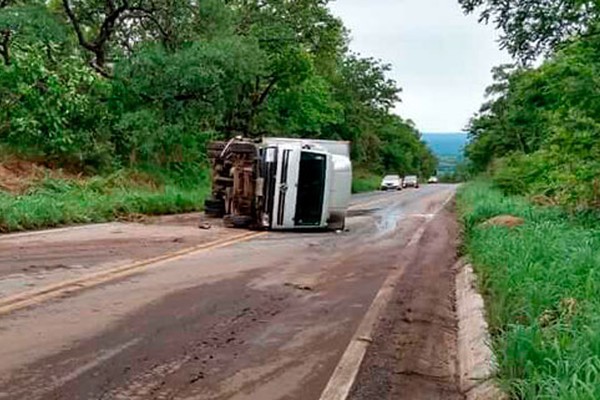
[205,137,351,231]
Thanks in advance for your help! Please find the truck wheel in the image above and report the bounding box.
[327,214,346,231]
[207,142,226,151]
[223,215,253,228]
[204,198,225,218]
[229,142,257,154]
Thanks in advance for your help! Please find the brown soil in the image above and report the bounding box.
[481,215,524,228]
[349,206,464,400]
[0,158,161,195]
[0,159,44,193]
[0,158,79,194]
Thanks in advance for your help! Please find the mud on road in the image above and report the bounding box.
[349,205,463,400]
[0,185,465,400]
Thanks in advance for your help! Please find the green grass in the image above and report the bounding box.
[457,180,600,399]
[352,170,381,193]
[0,168,210,233]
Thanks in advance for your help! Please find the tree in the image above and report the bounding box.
[111,36,265,164]
[60,0,182,74]
[222,0,346,135]
[0,3,67,65]
[465,30,600,208]
[458,0,600,63]
[0,0,436,180]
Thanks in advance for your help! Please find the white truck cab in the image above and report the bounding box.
[206,137,352,231]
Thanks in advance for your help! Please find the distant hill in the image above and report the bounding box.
[421,133,468,174]
[421,133,468,157]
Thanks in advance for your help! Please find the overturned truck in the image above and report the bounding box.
[205,137,352,230]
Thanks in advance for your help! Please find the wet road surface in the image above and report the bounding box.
[0,185,457,400]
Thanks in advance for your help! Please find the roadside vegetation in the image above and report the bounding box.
[457,1,600,399]
[351,170,381,193]
[0,166,209,232]
[460,0,600,211]
[0,0,435,232]
[458,181,600,399]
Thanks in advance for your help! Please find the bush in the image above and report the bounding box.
[352,170,381,193]
[0,46,113,170]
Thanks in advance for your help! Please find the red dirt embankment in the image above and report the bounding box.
[0,159,78,194]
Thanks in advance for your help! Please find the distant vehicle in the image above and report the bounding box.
[402,175,419,188]
[428,176,439,184]
[380,175,402,191]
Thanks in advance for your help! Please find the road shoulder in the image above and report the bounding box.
[348,204,465,399]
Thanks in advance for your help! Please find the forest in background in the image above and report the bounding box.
[0,0,436,179]
[0,0,437,231]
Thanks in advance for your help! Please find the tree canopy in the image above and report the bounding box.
[0,0,435,179]
[464,0,600,209]
[459,0,600,63]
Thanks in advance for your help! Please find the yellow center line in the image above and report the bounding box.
[0,193,399,316]
[0,231,266,316]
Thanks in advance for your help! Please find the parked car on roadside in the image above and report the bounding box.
[402,175,419,188]
[428,176,439,184]
[380,175,402,191]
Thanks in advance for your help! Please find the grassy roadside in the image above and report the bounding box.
[352,170,381,193]
[1,161,384,232]
[457,181,600,399]
[0,168,210,233]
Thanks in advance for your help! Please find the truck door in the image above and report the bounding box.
[294,151,327,226]
[261,146,278,228]
[271,146,300,229]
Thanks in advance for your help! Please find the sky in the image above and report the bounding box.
[329,0,511,133]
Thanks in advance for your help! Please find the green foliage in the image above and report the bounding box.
[258,74,342,137]
[458,181,600,399]
[458,0,600,64]
[0,167,210,232]
[351,170,381,193]
[111,36,264,165]
[1,0,437,226]
[0,44,112,169]
[0,4,67,50]
[466,33,600,210]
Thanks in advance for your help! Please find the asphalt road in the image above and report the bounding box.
[0,184,457,400]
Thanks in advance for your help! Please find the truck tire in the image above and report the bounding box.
[223,215,253,228]
[228,142,256,154]
[327,213,346,231]
[204,198,225,218]
[207,142,226,151]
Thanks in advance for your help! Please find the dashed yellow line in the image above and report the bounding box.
[0,231,266,316]
[0,193,402,316]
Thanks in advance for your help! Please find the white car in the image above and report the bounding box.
[428,176,439,184]
[402,175,419,188]
[380,175,402,191]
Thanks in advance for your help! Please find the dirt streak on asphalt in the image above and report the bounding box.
[349,203,463,400]
[0,185,459,400]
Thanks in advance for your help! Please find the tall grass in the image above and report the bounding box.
[458,181,600,400]
[0,167,210,232]
[352,170,381,193]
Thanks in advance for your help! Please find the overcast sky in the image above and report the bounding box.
[329,0,511,133]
